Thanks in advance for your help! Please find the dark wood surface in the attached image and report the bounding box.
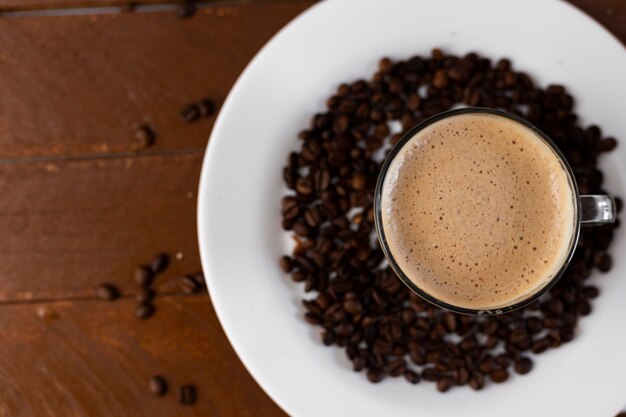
[0,1,622,416]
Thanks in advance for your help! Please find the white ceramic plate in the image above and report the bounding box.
[197,0,626,416]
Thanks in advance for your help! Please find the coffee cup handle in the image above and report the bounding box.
[580,195,616,226]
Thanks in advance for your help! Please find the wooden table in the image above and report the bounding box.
[0,1,622,416]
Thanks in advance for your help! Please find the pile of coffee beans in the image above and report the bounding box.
[279,49,620,391]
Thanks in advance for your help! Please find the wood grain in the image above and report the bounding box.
[0,0,170,10]
[0,295,286,417]
[0,150,203,301]
[0,1,622,417]
[0,0,303,12]
[0,2,312,159]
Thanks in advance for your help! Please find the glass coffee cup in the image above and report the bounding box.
[374,108,615,315]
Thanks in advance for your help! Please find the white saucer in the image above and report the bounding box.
[198,1,626,415]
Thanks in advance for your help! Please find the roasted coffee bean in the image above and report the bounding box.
[366,368,384,383]
[478,356,495,374]
[598,137,617,152]
[595,252,612,272]
[404,370,421,384]
[136,303,155,319]
[149,376,168,396]
[180,103,200,122]
[514,357,533,375]
[531,338,551,354]
[279,256,294,273]
[447,66,469,82]
[387,359,407,377]
[442,313,457,332]
[436,377,453,392]
[198,99,215,118]
[136,288,155,304]
[150,253,170,274]
[484,335,498,349]
[177,1,196,18]
[291,271,306,282]
[481,320,498,335]
[577,299,592,316]
[96,283,120,301]
[179,384,197,405]
[459,336,477,352]
[432,69,448,89]
[495,353,512,368]
[525,317,543,334]
[134,125,155,149]
[453,367,469,385]
[292,222,311,237]
[352,355,366,371]
[431,48,444,60]
[135,266,154,287]
[409,348,426,366]
[582,285,599,299]
[421,367,439,382]
[469,372,485,391]
[280,48,620,391]
[490,369,509,383]
[179,275,200,294]
[343,298,363,316]
[322,330,336,346]
[378,57,393,73]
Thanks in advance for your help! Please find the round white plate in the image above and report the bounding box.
[197,0,626,416]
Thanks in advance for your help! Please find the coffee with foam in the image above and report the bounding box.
[380,113,575,310]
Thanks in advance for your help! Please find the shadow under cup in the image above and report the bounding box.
[373,107,616,316]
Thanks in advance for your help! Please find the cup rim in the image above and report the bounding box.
[373,107,582,315]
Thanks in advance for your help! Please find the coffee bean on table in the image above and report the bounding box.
[198,99,215,118]
[279,48,620,391]
[514,357,533,375]
[135,265,154,287]
[136,288,155,304]
[96,283,120,301]
[149,376,168,396]
[179,275,200,294]
[181,103,200,123]
[192,272,206,290]
[179,384,197,405]
[177,1,196,19]
[150,253,170,274]
[136,303,155,319]
[133,125,155,149]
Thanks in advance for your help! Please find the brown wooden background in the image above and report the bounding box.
[0,1,622,416]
